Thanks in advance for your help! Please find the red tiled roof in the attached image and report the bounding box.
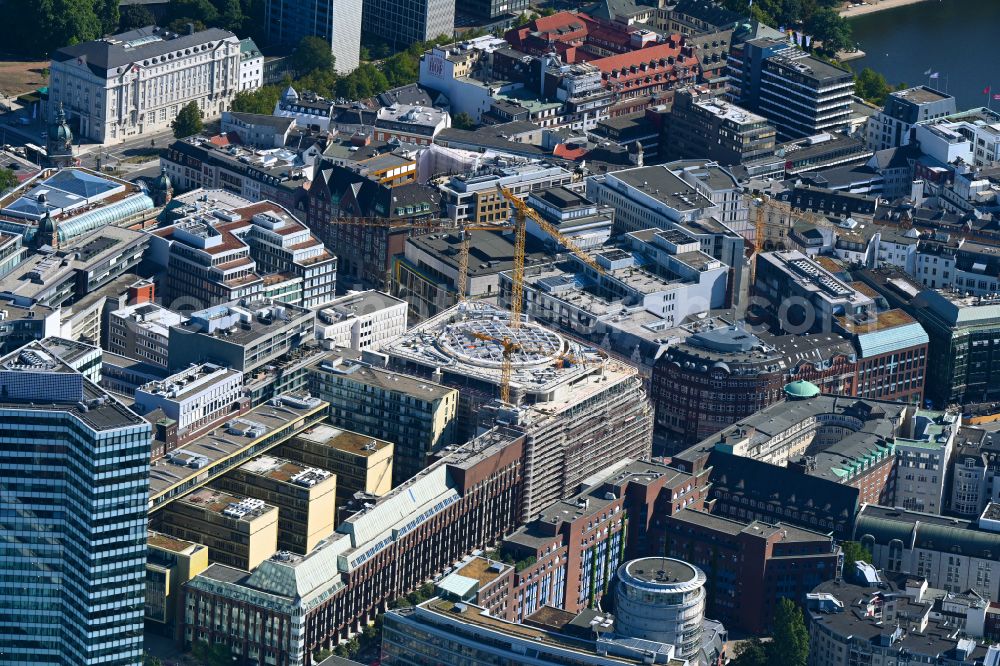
[553,144,587,160]
[532,11,586,35]
[592,40,691,73]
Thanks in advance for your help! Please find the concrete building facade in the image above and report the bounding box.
[49,27,241,144]
[214,455,336,555]
[156,488,279,571]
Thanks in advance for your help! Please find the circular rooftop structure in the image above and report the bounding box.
[784,379,821,399]
[616,557,707,660]
[619,557,706,593]
[436,318,565,369]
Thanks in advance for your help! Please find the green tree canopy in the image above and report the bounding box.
[452,112,476,130]
[119,5,155,30]
[841,540,873,577]
[96,0,119,34]
[769,599,809,666]
[336,63,388,100]
[171,101,203,138]
[806,7,852,54]
[720,0,842,27]
[6,0,103,56]
[230,86,282,114]
[732,638,768,666]
[190,640,234,666]
[292,36,336,75]
[167,0,220,27]
[218,0,245,31]
[855,67,893,105]
[0,168,18,194]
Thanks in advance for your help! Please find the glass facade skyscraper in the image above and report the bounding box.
[0,343,152,665]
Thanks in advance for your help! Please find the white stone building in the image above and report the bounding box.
[374,104,450,146]
[894,409,960,515]
[134,363,244,434]
[315,291,408,351]
[49,26,241,144]
[238,38,264,91]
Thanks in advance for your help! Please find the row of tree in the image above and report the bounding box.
[1,0,119,58]
[0,0,267,59]
[230,33,454,115]
[855,67,908,106]
[719,0,854,54]
[732,598,810,666]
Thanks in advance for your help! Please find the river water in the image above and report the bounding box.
[848,0,1000,110]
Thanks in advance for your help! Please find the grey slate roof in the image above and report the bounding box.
[855,505,1000,560]
[53,26,236,75]
[226,112,296,132]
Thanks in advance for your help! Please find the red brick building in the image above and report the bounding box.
[651,310,927,456]
[500,460,709,620]
[661,508,840,634]
[650,324,857,456]
[504,12,656,64]
[593,38,700,116]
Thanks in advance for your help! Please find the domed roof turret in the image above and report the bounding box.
[152,168,171,193]
[784,380,820,400]
[34,210,58,249]
[282,86,299,103]
[49,103,72,153]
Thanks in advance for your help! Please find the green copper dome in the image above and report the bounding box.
[49,103,72,152]
[784,380,820,399]
[152,168,171,192]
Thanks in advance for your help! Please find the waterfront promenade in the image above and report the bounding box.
[840,0,936,17]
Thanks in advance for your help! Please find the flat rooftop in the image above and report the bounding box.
[836,307,916,335]
[694,96,767,124]
[407,229,551,277]
[176,487,275,520]
[609,166,714,212]
[139,363,241,402]
[312,352,457,400]
[319,290,404,323]
[0,342,145,431]
[148,530,204,555]
[453,556,510,586]
[892,86,952,105]
[416,599,675,665]
[37,336,99,366]
[769,49,852,83]
[624,557,698,585]
[760,250,874,307]
[294,423,393,456]
[174,298,313,346]
[238,454,333,486]
[149,393,327,507]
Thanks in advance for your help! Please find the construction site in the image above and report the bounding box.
[389,301,653,519]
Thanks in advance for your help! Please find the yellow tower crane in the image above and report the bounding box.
[480,185,606,403]
[466,332,604,404]
[745,194,840,285]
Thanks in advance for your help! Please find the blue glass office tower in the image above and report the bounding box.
[0,343,151,665]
